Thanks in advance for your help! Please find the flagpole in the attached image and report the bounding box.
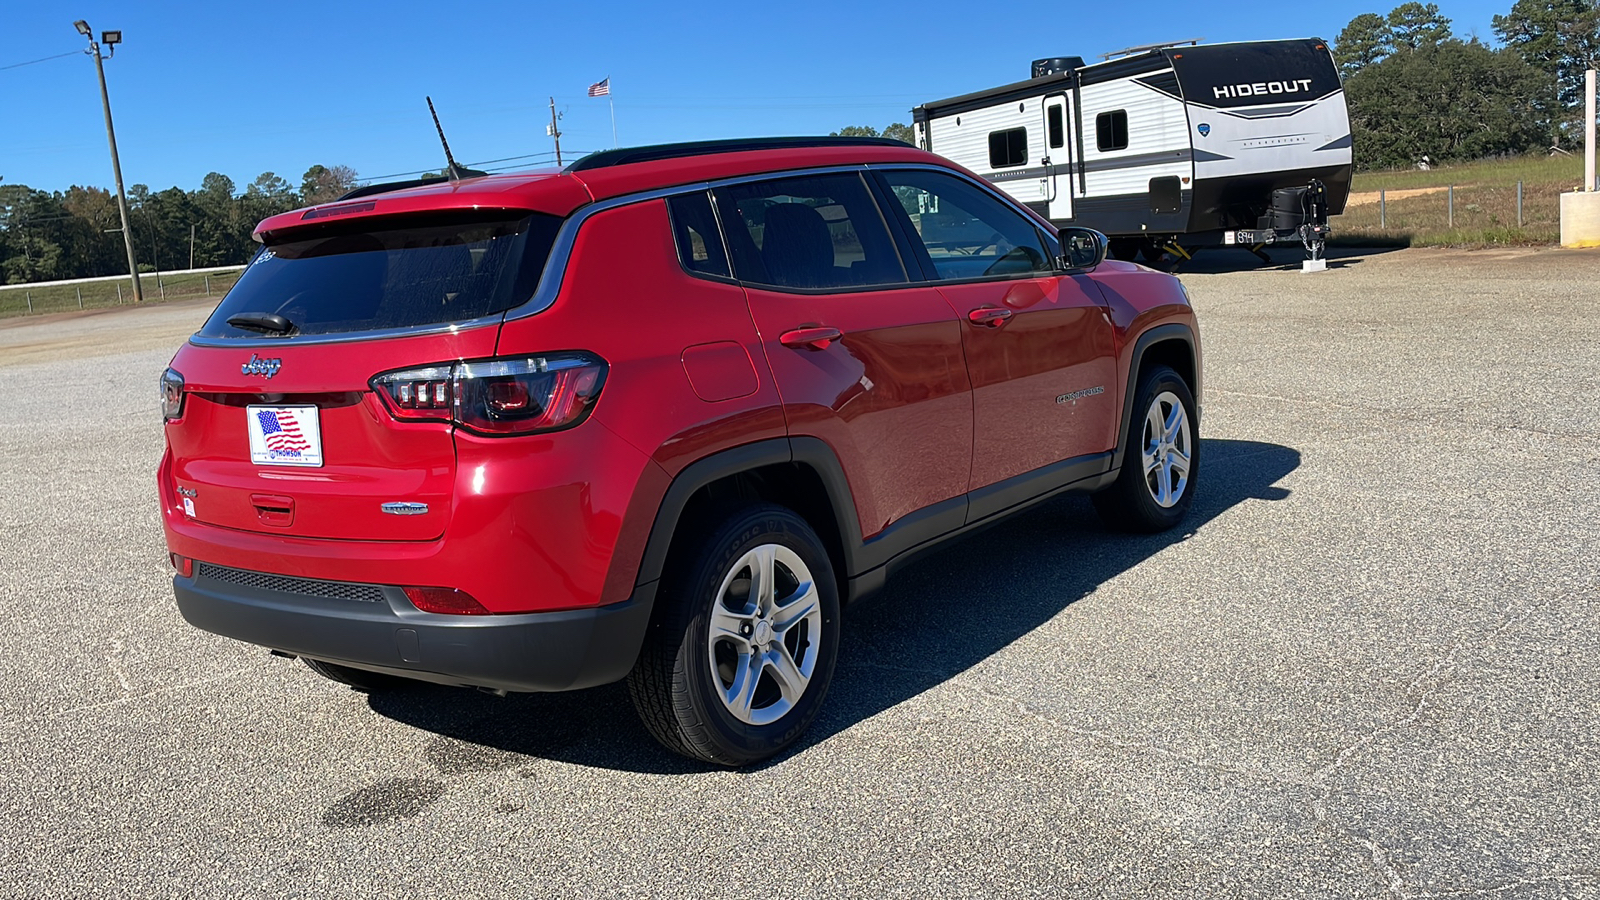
[604,80,617,147]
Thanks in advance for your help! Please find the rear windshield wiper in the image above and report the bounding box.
[227,312,296,335]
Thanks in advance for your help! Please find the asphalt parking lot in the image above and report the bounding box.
[2,246,1597,897]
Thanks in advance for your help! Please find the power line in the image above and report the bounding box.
[362,149,592,182]
[0,50,78,72]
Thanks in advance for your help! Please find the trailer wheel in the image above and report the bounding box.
[1109,239,1140,261]
[1139,241,1167,264]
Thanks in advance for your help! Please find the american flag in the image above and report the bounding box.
[587,77,610,97]
[256,409,310,456]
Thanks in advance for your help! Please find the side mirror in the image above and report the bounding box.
[1056,227,1107,273]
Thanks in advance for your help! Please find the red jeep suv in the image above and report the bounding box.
[159,137,1201,765]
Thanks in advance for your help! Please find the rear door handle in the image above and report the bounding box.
[967,307,1013,328]
[779,327,842,350]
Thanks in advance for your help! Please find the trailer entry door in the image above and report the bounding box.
[1043,93,1074,220]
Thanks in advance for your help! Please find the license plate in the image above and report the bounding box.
[246,405,324,467]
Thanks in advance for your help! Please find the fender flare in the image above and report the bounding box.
[1111,323,1199,472]
[633,436,864,588]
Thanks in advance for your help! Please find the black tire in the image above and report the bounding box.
[302,658,412,693]
[1139,241,1168,264]
[627,503,841,766]
[1093,365,1199,532]
[1109,238,1141,261]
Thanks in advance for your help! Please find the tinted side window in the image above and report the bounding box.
[878,170,1052,281]
[666,191,730,278]
[1047,106,1064,149]
[714,173,906,291]
[1096,110,1129,151]
[988,128,1028,168]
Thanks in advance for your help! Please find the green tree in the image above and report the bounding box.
[882,122,915,145]
[193,173,244,267]
[1345,38,1555,169]
[1386,2,1453,51]
[299,164,361,206]
[832,123,915,145]
[1493,0,1600,115]
[1335,12,1392,77]
[0,188,68,283]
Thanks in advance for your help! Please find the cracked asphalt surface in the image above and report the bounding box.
[1,246,1596,897]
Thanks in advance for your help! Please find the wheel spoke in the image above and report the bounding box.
[766,645,809,703]
[1143,449,1162,475]
[1164,403,1185,444]
[771,583,819,634]
[708,603,751,647]
[1153,458,1172,505]
[1145,404,1164,445]
[724,650,761,717]
[749,545,778,613]
[1167,446,1191,477]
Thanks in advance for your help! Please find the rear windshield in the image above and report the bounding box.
[197,212,563,339]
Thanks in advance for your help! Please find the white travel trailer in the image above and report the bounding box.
[912,38,1353,263]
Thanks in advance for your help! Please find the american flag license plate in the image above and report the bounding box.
[246,405,324,467]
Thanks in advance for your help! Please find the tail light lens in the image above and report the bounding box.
[371,353,606,436]
[160,368,185,420]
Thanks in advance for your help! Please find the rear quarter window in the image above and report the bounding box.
[198,212,563,339]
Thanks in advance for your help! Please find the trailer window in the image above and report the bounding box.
[988,128,1028,168]
[1047,106,1065,149]
[1096,110,1129,152]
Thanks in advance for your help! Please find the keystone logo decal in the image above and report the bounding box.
[1213,79,1315,100]
[241,354,282,379]
[1197,123,1211,137]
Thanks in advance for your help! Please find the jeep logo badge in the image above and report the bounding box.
[241,354,282,379]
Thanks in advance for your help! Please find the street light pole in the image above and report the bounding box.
[76,21,142,304]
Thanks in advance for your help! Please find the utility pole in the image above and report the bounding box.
[75,21,143,303]
[548,97,563,167]
[189,223,195,270]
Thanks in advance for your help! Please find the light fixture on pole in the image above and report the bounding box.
[74,19,143,303]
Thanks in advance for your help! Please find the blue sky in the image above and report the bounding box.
[3,0,1515,194]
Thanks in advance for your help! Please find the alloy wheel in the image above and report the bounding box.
[706,543,822,726]
[1141,390,1192,508]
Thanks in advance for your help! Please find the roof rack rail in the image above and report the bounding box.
[336,175,451,202]
[564,136,910,172]
[1099,38,1203,61]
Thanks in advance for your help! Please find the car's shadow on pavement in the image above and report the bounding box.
[364,438,1299,776]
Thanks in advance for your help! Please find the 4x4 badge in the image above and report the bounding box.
[242,354,282,379]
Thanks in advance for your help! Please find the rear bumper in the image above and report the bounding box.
[174,564,655,693]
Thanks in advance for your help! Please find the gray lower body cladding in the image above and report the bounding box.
[173,565,654,693]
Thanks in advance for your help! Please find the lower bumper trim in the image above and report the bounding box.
[173,569,655,693]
